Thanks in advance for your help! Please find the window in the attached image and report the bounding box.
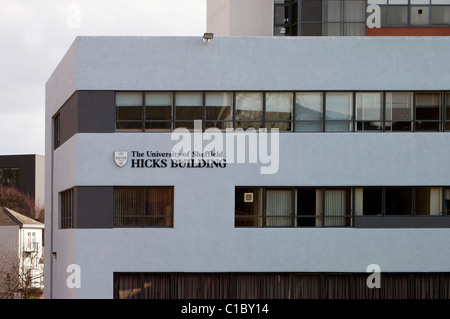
[385,92,413,132]
[356,92,383,131]
[115,91,450,133]
[380,6,387,26]
[205,92,233,130]
[385,188,413,215]
[145,92,172,131]
[431,6,450,26]
[60,189,74,229]
[235,92,263,130]
[325,92,353,132]
[235,187,351,228]
[415,187,442,215]
[301,0,322,35]
[356,187,443,216]
[116,92,143,131]
[174,92,203,130]
[445,188,450,215]
[295,92,323,132]
[322,0,366,36]
[379,4,450,27]
[235,187,263,227]
[0,168,20,187]
[265,92,293,131]
[266,189,293,226]
[415,93,442,132]
[274,0,298,36]
[446,93,450,131]
[360,187,382,216]
[323,188,351,226]
[53,113,60,149]
[389,6,408,26]
[410,6,429,26]
[237,187,450,227]
[114,187,173,227]
[296,188,318,227]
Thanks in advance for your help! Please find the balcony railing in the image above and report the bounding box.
[23,242,39,252]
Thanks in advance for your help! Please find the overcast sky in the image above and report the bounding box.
[0,0,206,156]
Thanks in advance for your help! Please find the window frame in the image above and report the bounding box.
[378,4,450,27]
[359,186,447,217]
[114,186,174,228]
[53,113,61,149]
[236,186,450,228]
[235,186,353,228]
[114,90,450,133]
[60,188,75,229]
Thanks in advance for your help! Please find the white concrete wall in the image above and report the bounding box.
[44,38,78,299]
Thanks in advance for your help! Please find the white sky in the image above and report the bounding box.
[0,0,206,156]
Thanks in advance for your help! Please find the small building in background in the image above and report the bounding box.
[0,155,45,208]
[0,207,44,298]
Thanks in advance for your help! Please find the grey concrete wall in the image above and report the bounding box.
[45,36,450,298]
[73,36,450,93]
[47,131,450,298]
[46,36,450,118]
[44,38,78,298]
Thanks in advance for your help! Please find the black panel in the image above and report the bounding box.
[355,216,450,228]
[75,186,114,229]
[57,92,79,148]
[0,155,37,199]
[78,91,115,133]
[53,91,115,149]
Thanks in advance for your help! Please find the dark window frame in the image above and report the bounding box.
[60,188,75,229]
[236,186,450,228]
[114,91,450,133]
[53,113,61,149]
[360,186,449,217]
[235,186,353,228]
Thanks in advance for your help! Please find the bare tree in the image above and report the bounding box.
[0,239,44,299]
[0,187,45,299]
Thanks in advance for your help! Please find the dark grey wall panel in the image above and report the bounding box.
[75,186,114,229]
[78,91,115,133]
[58,92,79,148]
[355,216,450,228]
[53,90,115,149]
[0,155,36,198]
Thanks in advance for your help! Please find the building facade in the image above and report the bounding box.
[0,207,44,298]
[207,0,450,37]
[0,155,45,208]
[45,34,450,299]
